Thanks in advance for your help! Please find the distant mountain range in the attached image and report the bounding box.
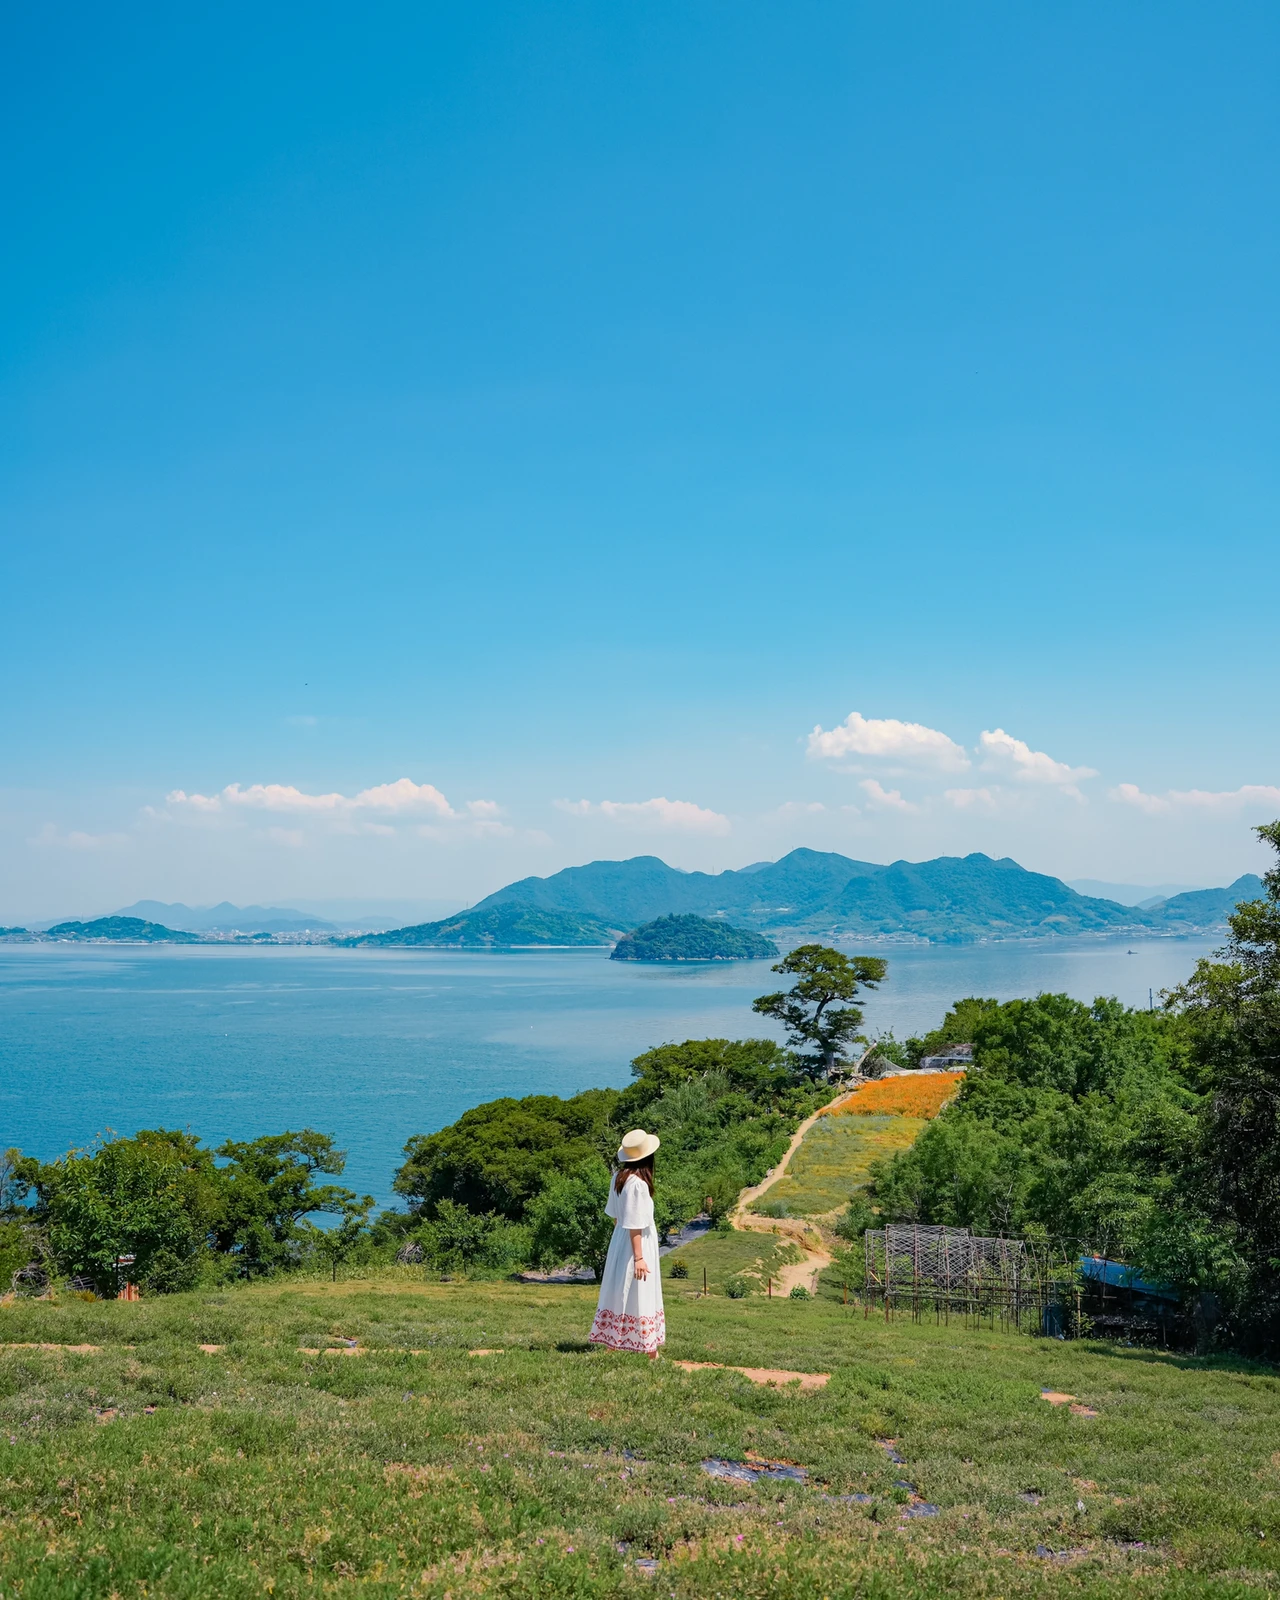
[344,850,1266,948]
[4,853,1263,950]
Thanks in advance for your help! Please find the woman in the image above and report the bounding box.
[588,1128,665,1358]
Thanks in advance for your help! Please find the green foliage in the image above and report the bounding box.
[615,1037,798,1123]
[723,1274,748,1298]
[1168,820,1280,1347]
[0,1219,34,1291]
[304,1195,376,1282]
[12,1128,364,1293]
[12,1130,219,1294]
[666,1257,688,1278]
[211,1130,362,1276]
[411,1198,529,1275]
[789,1283,811,1300]
[752,945,887,1077]
[525,1160,615,1278]
[870,993,1200,1262]
[864,1030,910,1071]
[834,1191,876,1241]
[610,914,778,963]
[904,997,1002,1066]
[393,1088,620,1221]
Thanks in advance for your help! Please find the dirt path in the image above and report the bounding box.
[729,1082,864,1295]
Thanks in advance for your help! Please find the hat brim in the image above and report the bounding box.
[615,1133,660,1163]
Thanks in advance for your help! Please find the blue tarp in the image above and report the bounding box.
[1079,1256,1178,1303]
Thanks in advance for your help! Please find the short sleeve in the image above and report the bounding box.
[616,1174,654,1229]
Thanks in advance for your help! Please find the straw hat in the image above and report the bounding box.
[616,1128,660,1164]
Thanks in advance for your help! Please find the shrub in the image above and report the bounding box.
[789,1284,811,1300]
[724,1275,748,1299]
[526,1161,614,1279]
[667,1257,688,1278]
[834,1192,876,1241]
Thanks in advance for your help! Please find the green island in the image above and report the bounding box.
[610,913,779,962]
[343,904,619,948]
[42,915,202,944]
[1,826,1278,1595]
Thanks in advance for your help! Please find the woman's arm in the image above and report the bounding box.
[628,1228,649,1280]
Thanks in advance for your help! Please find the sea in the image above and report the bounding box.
[0,936,1219,1207]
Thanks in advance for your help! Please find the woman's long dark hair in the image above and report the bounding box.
[614,1153,655,1195]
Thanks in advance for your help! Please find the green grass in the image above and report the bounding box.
[662,1228,803,1295]
[750,1114,926,1217]
[2,1276,1279,1597]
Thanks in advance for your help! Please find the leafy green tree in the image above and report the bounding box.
[212,1130,361,1276]
[13,1129,223,1295]
[752,946,887,1077]
[393,1089,620,1220]
[526,1160,615,1279]
[305,1194,375,1281]
[616,1037,797,1121]
[1168,820,1280,1344]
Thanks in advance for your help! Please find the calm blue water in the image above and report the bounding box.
[0,937,1217,1206]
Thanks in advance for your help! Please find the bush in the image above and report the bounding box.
[417,1199,528,1275]
[755,1198,790,1218]
[526,1161,614,1279]
[724,1275,748,1299]
[834,1192,876,1241]
[667,1257,688,1278]
[789,1284,811,1300]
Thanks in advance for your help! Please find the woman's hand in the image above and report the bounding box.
[629,1228,649,1280]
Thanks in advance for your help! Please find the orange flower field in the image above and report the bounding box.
[827,1070,965,1119]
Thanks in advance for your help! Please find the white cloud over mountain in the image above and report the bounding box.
[978,728,1098,788]
[807,712,970,772]
[167,779,464,817]
[859,779,920,813]
[554,797,731,834]
[1111,782,1280,816]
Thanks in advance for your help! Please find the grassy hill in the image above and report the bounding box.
[610,914,779,962]
[2,1275,1277,1596]
[345,904,619,948]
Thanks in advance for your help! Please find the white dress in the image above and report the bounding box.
[588,1172,666,1354]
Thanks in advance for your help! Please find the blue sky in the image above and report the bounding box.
[2,2,1277,921]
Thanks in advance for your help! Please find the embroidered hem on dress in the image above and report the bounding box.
[588,1307,666,1354]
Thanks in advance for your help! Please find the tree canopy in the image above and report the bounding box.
[752,945,887,1076]
[392,1088,621,1220]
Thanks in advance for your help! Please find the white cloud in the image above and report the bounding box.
[555,797,731,834]
[978,729,1097,789]
[944,787,999,811]
[29,823,130,851]
[859,779,920,814]
[807,712,970,772]
[770,801,827,819]
[167,778,462,819]
[1111,782,1280,816]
